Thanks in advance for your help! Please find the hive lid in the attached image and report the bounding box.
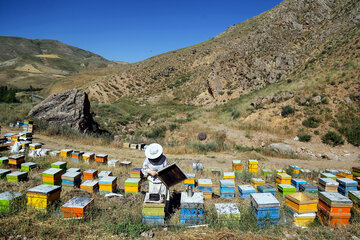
[67,168,81,173]
[290,165,300,169]
[9,155,25,160]
[299,183,317,190]
[180,192,204,205]
[84,169,97,174]
[0,169,11,174]
[238,185,256,191]
[248,159,258,163]
[277,184,295,190]
[336,178,358,186]
[300,169,311,173]
[292,178,307,183]
[319,192,353,206]
[250,193,280,208]
[61,149,73,152]
[21,162,37,167]
[8,171,27,177]
[277,173,291,179]
[0,192,23,201]
[251,178,265,182]
[257,184,276,191]
[42,168,63,175]
[99,176,117,184]
[0,157,8,161]
[120,161,132,165]
[125,178,141,184]
[198,179,212,185]
[348,191,360,202]
[62,171,81,178]
[83,152,95,156]
[186,173,196,179]
[98,171,112,177]
[96,154,108,158]
[232,160,242,164]
[319,178,338,186]
[215,203,240,215]
[29,143,42,147]
[52,161,67,166]
[224,172,235,177]
[27,184,61,194]
[62,197,93,208]
[321,172,336,178]
[220,180,235,187]
[81,180,99,187]
[157,163,187,188]
[285,192,318,205]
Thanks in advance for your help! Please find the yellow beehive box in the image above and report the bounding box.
[60,149,73,158]
[83,152,95,162]
[277,173,291,180]
[224,172,235,182]
[285,193,318,213]
[292,212,316,226]
[251,178,265,189]
[26,185,61,210]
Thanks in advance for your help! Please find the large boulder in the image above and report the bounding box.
[269,143,294,155]
[28,89,98,133]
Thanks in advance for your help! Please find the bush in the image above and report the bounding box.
[322,131,344,146]
[338,120,360,146]
[169,123,180,131]
[302,116,321,128]
[299,134,312,142]
[144,126,167,139]
[231,109,240,119]
[281,105,295,117]
[314,130,320,135]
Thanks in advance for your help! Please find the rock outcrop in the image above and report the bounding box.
[28,89,98,133]
[269,143,294,155]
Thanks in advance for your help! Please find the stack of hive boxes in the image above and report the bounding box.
[124,178,141,194]
[60,149,73,158]
[7,171,28,182]
[257,184,276,196]
[0,157,8,166]
[215,203,240,224]
[83,152,95,163]
[348,191,360,213]
[250,193,280,227]
[317,192,352,226]
[318,178,339,192]
[27,185,61,212]
[8,155,25,169]
[61,197,94,219]
[80,180,99,194]
[289,165,300,176]
[276,173,291,186]
[197,179,213,199]
[0,169,11,179]
[42,168,63,185]
[336,170,353,179]
[71,151,83,163]
[83,169,98,180]
[130,168,142,178]
[291,178,307,189]
[180,192,204,225]
[277,184,296,197]
[299,183,318,194]
[142,193,165,225]
[352,167,360,180]
[21,162,38,172]
[96,154,108,164]
[0,192,24,213]
[337,178,358,196]
[29,143,42,151]
[220,180,235,199]
[99,176,117,194]
[232,160,242,172]
[62,171,82,188]
[248,160,258,174]
[262,169,273,177]
[238,185,256,199]
[223,172,235,182]
[51,161,67,173]
[192,163,202,172]
[320,172,337,179]
[22,120,34,132]
[285,192,318,226]
[184,173,196,188]
[251,178,265,190]
[11,135,19,146]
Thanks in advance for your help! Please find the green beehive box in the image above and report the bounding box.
[0,157,8,166]
[51,161,67,172]
[277,184,296,197]
[7,171,28,182]
[349,191,360,204]
[125,178,141,186]
[0,192,24,212]
[0,169,11,179]
[142,193,165,216]
[262,169,273,176]
[21,162,38,172]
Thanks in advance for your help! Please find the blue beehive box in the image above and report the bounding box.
[337,178,358,196]
[250,193,280,227]
[180,192,204,225]
[257,184,276,196]
[220,180,235,199]
[325,169,339,175]
[291,179,307,189]
[299,183,318,193]
[238,185,256,199]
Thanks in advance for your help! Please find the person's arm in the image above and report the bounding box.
[142,158,157,177]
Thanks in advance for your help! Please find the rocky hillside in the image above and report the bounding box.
[0,36,117,92]
[82,0,359,105]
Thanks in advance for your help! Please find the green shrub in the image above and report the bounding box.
[302,116,321,128]
[338,120,360,146]
[299,134,312,142]
[169,123,180,131]
[322,131,344,146]
[231,109,240,119]
[321,98,329,104]
[144,126,167,139]
[281,105,295,117]
[112,219,150,238]
[314,130,320,135]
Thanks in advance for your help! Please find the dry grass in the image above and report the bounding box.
[35,54,61,59]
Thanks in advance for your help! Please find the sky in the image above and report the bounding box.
[0,0,283,62]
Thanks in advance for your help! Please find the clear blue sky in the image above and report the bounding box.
[0,0,282,62]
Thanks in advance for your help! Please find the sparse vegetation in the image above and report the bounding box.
[302,116,321,128]
[298,133,312,142]
[322,131,344,146]
[281,105,295,117]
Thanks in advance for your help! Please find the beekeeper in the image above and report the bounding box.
[141,143,170,204]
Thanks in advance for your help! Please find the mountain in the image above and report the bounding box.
[0,36,117,91]
[69,0,359,105]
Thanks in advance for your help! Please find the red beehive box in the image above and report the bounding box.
[61,197,94,219]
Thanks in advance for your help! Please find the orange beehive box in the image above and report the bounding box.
[83,169,98,180]
[96,154,108,164]
[318,199,351,214]
[61,197,94,219]
[336,171,353,179]
[317,204,351,227]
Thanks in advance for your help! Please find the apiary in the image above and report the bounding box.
[197,179,213,199]
[250,193,280,227]
[60,149,73,158]
[0,192,24,213]
[277,184,296,197]
[7,171,28,182]
[238,185,256,199]
[220,180,235,199]
[215,203,240,223]
[80,180,99,194]
[62,171,82,188]
[27,184,61,212]
[96,154,108,164]
[42,168,63,185]
[99,176,117,194]
[142,193,165,225]
[8,155,25,168]
[21,162,38,172]
[83,169,98,180]
[124,178,141,193]
[180,192,204,225]
[61,197,94,219]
